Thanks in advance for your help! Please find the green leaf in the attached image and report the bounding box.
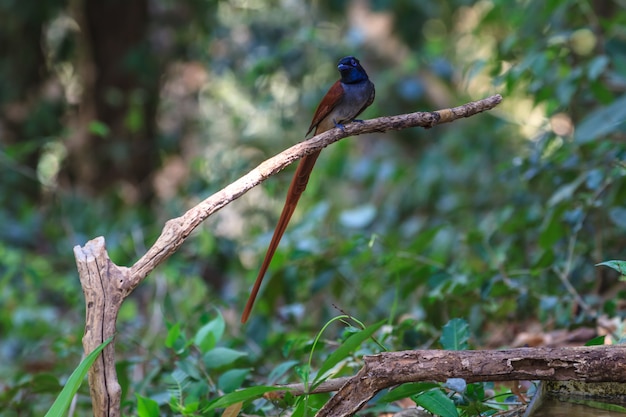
[182,401,200,413]
[204,347,248,369]
[440,318,469,350]
[268,360,299,384]
[44,336,113,417]
[574,94,626,143]
[587,55,609,80]
[176,358,203,381]
[378,383,440,403]
[409,225,444,252]
[31,374,62,394]
[136,393,160,417]
[291,399,306,417]
[609,208,626,231]
[415,389,459,417]
[218,369,251,393]
[204,386,285,411]
[532,249,555,269]
[194,313,225,353]
[596,260,626,276]
[313,320,385,386]
[585,335,606,346]
[539,209,565,249]
[547,174,586,207]
[88,120,110,137]
[165,322,181,349]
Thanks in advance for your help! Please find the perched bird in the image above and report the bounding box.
[241,56,375,323]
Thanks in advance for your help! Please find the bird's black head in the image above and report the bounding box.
[337,56,369,84]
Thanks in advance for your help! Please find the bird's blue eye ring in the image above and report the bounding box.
[351,58,357,66]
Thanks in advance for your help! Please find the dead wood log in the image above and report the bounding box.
[316,346,626,417]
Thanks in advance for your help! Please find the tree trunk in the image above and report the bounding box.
[65,0,161,202]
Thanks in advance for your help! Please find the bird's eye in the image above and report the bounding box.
[351,59,357,66]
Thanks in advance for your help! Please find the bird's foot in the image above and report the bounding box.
[333,121,347,132]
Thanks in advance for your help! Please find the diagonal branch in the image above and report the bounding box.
[129,94,503,288]
[73,94,502,417]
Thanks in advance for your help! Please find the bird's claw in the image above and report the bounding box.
[333,121,346,132]
[334,119,365,132]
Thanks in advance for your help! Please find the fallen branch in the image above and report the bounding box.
[73,95,503,417]
[316,346,626,417]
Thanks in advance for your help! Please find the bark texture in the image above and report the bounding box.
[316,347,626,417]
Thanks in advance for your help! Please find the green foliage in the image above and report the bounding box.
[597,260,626,277]
[585,335,606,346]
[440,318,470,350]
[378,383,440,403]
[310,318,385,389]
[194,314,226,353]
[415,389,459,417]
[3,0,626,416]
[161,313,256,416]
[136,393,160,417]
[45,337,113,417]
[132,315,388,416]
[203,386,283,412]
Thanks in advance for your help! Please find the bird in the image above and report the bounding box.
[241,56,375,323]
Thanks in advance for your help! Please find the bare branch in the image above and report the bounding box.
[129,94,503,288]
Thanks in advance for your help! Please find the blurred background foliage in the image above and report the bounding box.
[2,0,626,414]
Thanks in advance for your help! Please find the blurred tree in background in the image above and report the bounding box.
[1,0,626,415]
